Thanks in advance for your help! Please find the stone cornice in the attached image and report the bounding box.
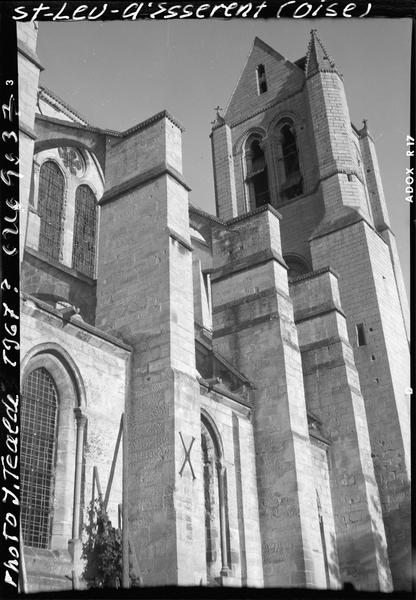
[199,382,252,416]
[189,204,226,226]
[294,303,346,325]
[18,41,44,71]
[122,109,185,137]
[289,266,340,285]
[225,203,283,225]
[19,122,37,141]
[21,292,132,353]
[39,86,89,125]
[37,94,184,139]
[167,227,193,252]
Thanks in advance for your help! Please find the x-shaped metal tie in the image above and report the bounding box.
[179,432,196,480]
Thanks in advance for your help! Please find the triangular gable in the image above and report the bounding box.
[224,37,305,124]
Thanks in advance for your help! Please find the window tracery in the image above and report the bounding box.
[38,161,65,261]
[72,185,97,277]
[21,368,58,549]
[58,147,86,177]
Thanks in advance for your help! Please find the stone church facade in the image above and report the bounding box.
[18,23,410,592]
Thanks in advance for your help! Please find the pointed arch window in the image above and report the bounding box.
[38,161,65,261]
[201,416,230,583]
[281,123,300,178]
[21,368,58,549]
[21,353,87,553]
[277,119,303,201]
[245,137,270,209]
[72,185,97,278]
[256,64,267,94]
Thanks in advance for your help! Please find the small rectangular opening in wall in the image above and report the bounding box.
[256,64,268,95]
[356,323,367,346]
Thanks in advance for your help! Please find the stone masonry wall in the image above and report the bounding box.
[306,71,372,223]
[200,389,263,587]
[18,23,42,260]
[310,221,411,589]
[21,297,129,590]
[211,207,327,588]
[290,270,392,591]
[22,248,96,325]
[96,115,206,585]
[310,438,341,589]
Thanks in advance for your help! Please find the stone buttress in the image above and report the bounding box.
[95,113,206,585]
[305,32,411,590]
[18,23,43,261]
[290,269,392,591]
[211,205,327,588]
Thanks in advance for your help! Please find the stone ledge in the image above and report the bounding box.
[225,203,282,225]
[289,266,339,285]
[167,227,193,252]
[24,247,96,286]
[213,312,282,339]
[212,286,277,315]
[298,334,351,354]
[20,121,37,141]
[294,303,346,324]
[18,40,44,71]
[309,207,372,242]
[21,292,132,354]
[199,381,252,417]
[100,161,191,206]
[211,248,287,283]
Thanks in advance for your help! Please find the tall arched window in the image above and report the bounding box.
[38,161,65,261]
[21,368,58,548]
[277,120,303,201]
[245,137,270,209]
[201,416,230,583]
[281,123,300,178]
[72,185,97,277]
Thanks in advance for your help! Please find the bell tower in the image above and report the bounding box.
[210,31,409,590]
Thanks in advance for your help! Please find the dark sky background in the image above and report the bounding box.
[37,18,411,294]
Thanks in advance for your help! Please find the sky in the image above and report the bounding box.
[37,18,412,293]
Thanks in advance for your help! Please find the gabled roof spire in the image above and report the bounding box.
[305,30,341,78]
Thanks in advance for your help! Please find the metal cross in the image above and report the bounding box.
[211,105,224,126]
[179,432,196,479]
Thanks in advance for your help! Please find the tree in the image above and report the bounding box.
[82,498,122,588]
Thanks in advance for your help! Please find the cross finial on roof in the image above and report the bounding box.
[212,105,225,127]
[305,28,340,78]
